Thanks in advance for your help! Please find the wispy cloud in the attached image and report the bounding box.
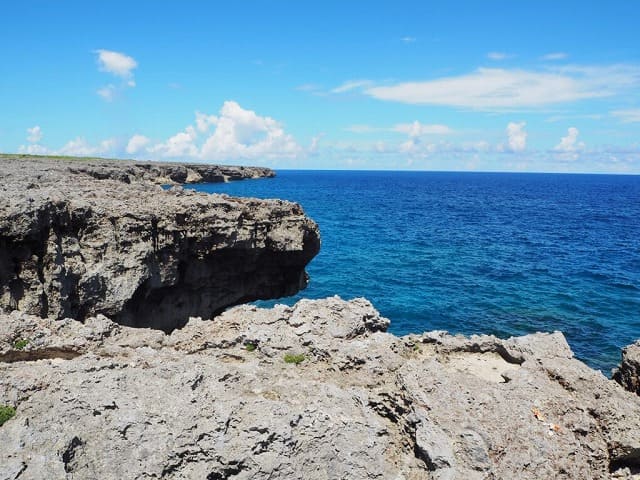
[331,80,373,94]
[541,52,569,61]
[393,121,453,136]
[344,121,454,136]
[611,109,640,123]
[401,36,416,43]
[365,65,640,110]
[487,52,513,61]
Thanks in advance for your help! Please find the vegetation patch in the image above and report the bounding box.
[13,339,29,350]
[284,353,306,365]
[244,342,257,352]
[0,405,16,426]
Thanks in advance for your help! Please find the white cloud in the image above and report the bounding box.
[58,137,117,157]
[331,80,373,94]
[195,111,218,133]
[97,84,117,101]
[555,127,584,152]
[365,65,640,109]
[401,36,416,43]
[18,144,49,155]
[541,52,568,61]
[200,101,301,160]
[27,125,42,143]
[611,109,640,123]
[499,122,527,152]
[148,101,302,161]
[393,121,453,136]
[150,126,199,158]
[95,49,138,101]
[126,134,151,155]
[487,52,512,61]
[95,49,137,78]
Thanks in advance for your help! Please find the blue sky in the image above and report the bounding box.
[1,1,639,172]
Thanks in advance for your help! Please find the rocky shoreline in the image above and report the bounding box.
[1,156,640,479]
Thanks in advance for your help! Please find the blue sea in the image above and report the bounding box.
[193,171,640,373]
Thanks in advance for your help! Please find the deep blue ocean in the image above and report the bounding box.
[193,171,640,373]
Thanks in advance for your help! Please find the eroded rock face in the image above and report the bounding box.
[0,156,318,330]
[613,341,640,396]
[1,297,640,479]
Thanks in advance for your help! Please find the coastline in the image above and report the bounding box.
[1,156,639,478]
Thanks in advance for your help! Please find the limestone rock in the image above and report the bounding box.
[0,156,319,330]
[1,297,640,479]
[613,340,640,396]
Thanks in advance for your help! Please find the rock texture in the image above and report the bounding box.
[0,156,318,330]
[1,297,640,479]
[613,341,640,396]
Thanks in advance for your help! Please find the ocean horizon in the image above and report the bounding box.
[193,169,640,374]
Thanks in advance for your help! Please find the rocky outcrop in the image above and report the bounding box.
[613,341,640,396]
[0,156,318,330]
[1,297,640,479]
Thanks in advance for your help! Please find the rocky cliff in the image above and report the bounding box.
[1,297,640,479]
[613,341,640,396]
[1,156,640,480]
[0,156,318,330]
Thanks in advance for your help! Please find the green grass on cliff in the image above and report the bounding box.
[284,353,306,365]
[0,405,16,426]
[0,153,118,162]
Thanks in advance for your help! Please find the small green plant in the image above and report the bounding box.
[0,405,16,426]
[412,344,421,352]
[284,353,306,365]
[13,339,29,350]
[245,342,257,352]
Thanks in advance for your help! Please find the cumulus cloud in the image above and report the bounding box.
[19,135,118,157]
[393,121,453,136]
[26,125,42,143]
[58,137,117,156]
[498,122,527,152]
[611,109,640,123]
[126,134,151,155]
[143,101,302,161]
[199,101,301,160]
[95,49,138,101]
[150,126,199,158]
[18,144,49,155]
[95,49,138,78]
[554,127,584,152]
[365,65,640,110]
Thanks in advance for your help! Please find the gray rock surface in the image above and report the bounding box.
[613,341,640,396]
[0,156,318,330]
[1,297,640,479]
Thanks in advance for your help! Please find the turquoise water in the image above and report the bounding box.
[193,171,640,373]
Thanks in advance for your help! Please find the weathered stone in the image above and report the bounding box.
[1,297,640,479]
[0,156,319,330]
[613,340,640,396]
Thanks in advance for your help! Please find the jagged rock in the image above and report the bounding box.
[613,340,640,396]
[0,156,319,330]
[1,297,640,479]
